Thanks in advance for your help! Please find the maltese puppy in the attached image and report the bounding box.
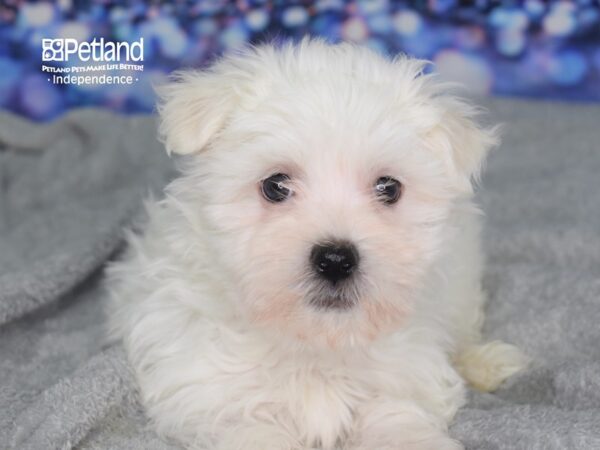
[107,40,526,450]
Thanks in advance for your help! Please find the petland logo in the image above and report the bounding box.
[41,38,144,86]
[42,38,144,62]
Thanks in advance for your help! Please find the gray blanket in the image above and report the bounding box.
[1,99,599,450]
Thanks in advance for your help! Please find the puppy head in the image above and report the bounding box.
[158,40,498,349]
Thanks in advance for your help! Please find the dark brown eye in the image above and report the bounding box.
[261,173,293,203]
[374,176,402,205]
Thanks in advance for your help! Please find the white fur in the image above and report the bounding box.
[106,40,526,450]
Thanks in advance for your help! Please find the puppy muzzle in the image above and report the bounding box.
[308,240,360,310]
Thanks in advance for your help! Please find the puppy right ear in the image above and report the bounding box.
[156,70,237,155]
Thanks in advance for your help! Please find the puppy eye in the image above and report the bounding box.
[374,176,402,205]
[261,173,293,203]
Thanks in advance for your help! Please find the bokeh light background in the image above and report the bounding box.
[1,0,599,121]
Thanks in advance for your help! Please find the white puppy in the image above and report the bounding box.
[107,40,527,450]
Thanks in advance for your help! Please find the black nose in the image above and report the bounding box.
[310,242,359,284]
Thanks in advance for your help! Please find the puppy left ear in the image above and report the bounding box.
[155,70,239,156]
[426,96,500,192]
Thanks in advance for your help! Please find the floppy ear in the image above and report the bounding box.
[156,70,238,155]
[427,96,500,192]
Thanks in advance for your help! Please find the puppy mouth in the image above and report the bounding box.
[306,280,360,311]
[309,293,355,311]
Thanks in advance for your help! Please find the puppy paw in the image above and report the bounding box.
[455,340,528,392]
[349,402,462,450]
[350,432,463,450]
[213,423,301,450]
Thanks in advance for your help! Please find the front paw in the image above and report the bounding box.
[349,432,463,450]
[349,400,463,450]
[455,340,528,392]
[213,424,301,450]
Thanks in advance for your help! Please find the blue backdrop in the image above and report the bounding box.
[1,0,599,121]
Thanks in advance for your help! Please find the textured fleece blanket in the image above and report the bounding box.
[1,99,599,450]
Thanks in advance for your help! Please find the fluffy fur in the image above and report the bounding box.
[106,40,527,450]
